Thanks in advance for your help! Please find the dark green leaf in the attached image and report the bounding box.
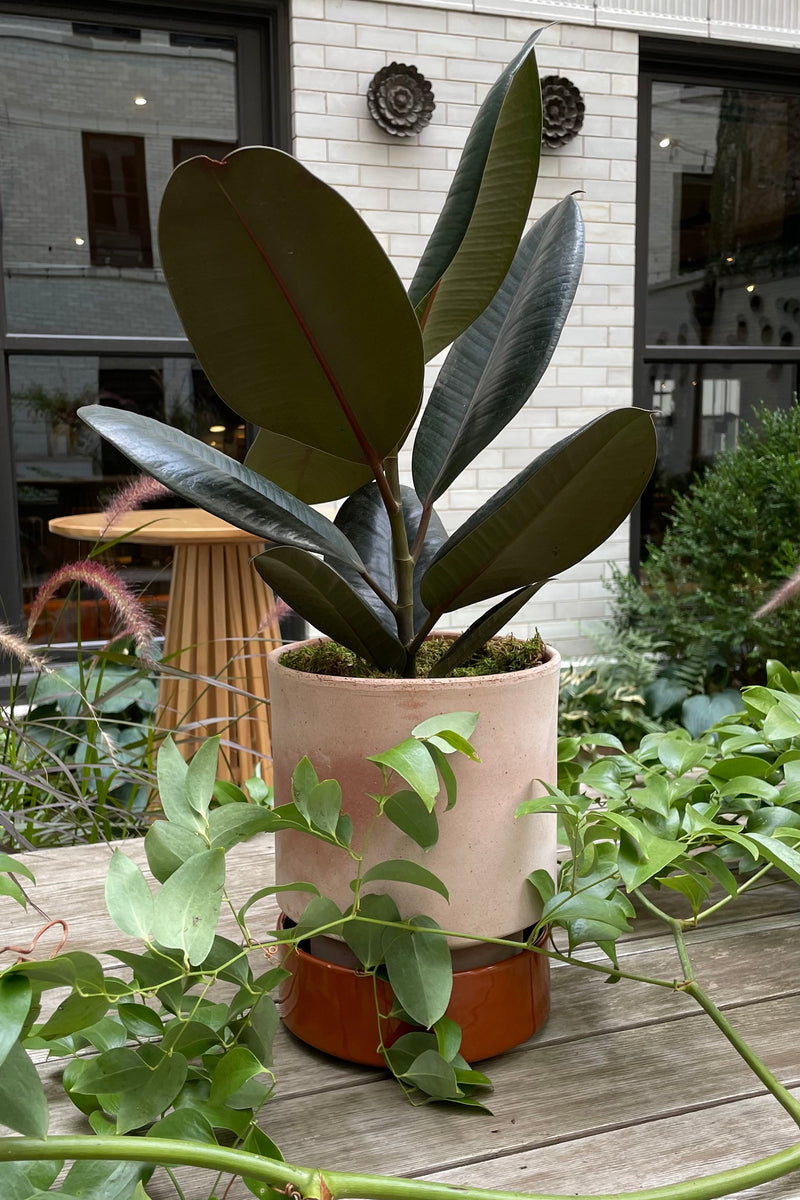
[0,975,31,1069]
[117,1003,164,1040]
[0,1040,48,1136]
[208,1046,273,1109]
[117,1046,188,1133]
[360,859,449,901]
[656,735,710,776]
[413,197,584,503]
[343,893,401,968]
[426,585,545,676]
[147,1107,217,1144]
[0,1160,63,1199]
[681,690,744,738]
[159,148,423,459]
[297,778,342,837]
[71,1047,151,1094]
[745,833,800,884]
[409,32,542,359]
[384,789,440,850]
[239,995,280,1067]
[333,483,449,634]
[253,546,405,674]
[420,410,656,615]
[162,1020,219,1058]
[383,1030,437,1076]
[245,426,373,504]
[384,915,452,1027]
[237,880,319,927]
[526,869,555,906]
[425,743,458,811]
[105,851,154,940]
[615,820,685,890]
[242,1125,284,1199]
[692,851,738,898]
[37,989,110,1041]
[78,406,362,569]
[291,896,343,942]
[151,848,226,965]
[60,1159,152,1200]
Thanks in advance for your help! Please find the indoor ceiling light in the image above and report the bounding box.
[209,424,226,433]
[134,96,147,106]
[74,236,85,246]
[658,136,671,148]
[746,284,755,293]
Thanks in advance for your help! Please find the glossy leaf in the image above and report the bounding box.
[409,32,543,360]
[0,853,34,883]
[333,483,448,633]
[420,409,657,614]
[245,426,373,504]
[343,893,402,969]
[159,148,423,461]
[38,989,110,1041]
[78,406,362,569]
[291,896,343,942]
[151,848,226,964]
[237,881,319,927]
[746,832,800,884]
[413,197,584,504]
[383,789,440,850]
[105,851,154,940]
[656,736,710,776]
[0,1160,63,1198]
[239,995,280,1067]
[253,546,406,673]
[242,1126,284,1200]
[368,737,441,808]
[425,743,458,811]
[0,975,31,1070]
[433,1015,462,1062]
[0,1039,48,1137]
[426,584,545,676]
[384,915,452,1027]
[118,1003,164,1040]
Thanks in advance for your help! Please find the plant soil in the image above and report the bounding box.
[279,632,546,679]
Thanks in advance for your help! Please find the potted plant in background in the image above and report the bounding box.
[79,31,657,1061]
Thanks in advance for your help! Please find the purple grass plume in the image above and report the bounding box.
[0,625,50,673]
[27,560,158,663]
[102,475,173,533]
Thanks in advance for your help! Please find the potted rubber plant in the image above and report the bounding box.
[79,32,657,1059]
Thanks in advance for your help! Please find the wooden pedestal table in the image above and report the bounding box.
[48,509,280,783]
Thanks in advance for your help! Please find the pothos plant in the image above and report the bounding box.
[0,665,798,1200]
[78,32,656,679]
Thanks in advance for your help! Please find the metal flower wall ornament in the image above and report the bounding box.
[367,62,435,137]
[541,75,585,148]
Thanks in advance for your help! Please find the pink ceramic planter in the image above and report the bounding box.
[266,640,561,946]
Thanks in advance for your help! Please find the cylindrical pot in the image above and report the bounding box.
[266,639,560,946]
[277,918,551,1066]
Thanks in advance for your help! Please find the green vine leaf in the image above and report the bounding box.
[0,1039,48,1137]
[359,859,449,901]
[151,848,226,965]
[383,915,452,1027]
[105,851,154,940]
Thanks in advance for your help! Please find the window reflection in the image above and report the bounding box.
[0,15,237,337]
[647,83,800,348]
[11,356,245,643]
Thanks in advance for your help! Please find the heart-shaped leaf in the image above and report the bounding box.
[384,915,452,1027]
[152,848,226,964]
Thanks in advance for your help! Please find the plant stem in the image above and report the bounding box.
[635,888,800,1126]
[684,979,800,1125]
[692,865,773,925]
[383,455,416,658]
[0,1136,796,1200]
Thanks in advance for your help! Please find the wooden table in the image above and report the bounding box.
[49,509,281,783]
[3,837,798,1200]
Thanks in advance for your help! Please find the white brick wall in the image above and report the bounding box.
[288,0,797,655]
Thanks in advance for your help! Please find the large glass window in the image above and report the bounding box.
[636,43,799,558]
[0,2,289,636]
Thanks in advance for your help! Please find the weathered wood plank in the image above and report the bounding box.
[250,997,798,1177]
[425,1089,800,1199]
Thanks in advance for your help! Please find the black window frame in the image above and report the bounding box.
[633,36,800,567]
[0,0,290,630]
